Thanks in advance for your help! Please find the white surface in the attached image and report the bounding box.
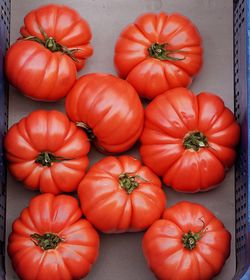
[6,0,235,279]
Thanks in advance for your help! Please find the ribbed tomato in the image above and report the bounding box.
[20,4,93,71]
[4,110,90,194]
[140,88,240,192]
[5,4,93,101]
[8,193,100,280]
[114,12,203,100]
[65,73,144,154]
[78,155,166,233]
[143,201,231,280]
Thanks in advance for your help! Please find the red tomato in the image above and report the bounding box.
[20,4,93,71]
[4,110,90,194]
[114,12,203,100]
[65,73,144,153]
[78,155,166,233]
[140,88,240,192]
[143,201,231,280]
[5,4,93,101]
[8,193,100,280]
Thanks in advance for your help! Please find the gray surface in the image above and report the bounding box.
[6,0,235,279]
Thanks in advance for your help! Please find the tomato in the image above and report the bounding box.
[143,201,231,280]
[65,73,144,153]
[8,193,100,280]
[4,110,90,194]
[78,155,166,233]
[114,12,203,100]
[20,4,93,71]
[5,4,93,101]
[140,88,240,192]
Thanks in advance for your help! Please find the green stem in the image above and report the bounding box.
[31,233,62,250]
[35,152,71,167]
[76,122,95,141]
[182,219,207,250]
[183,131,209,152]
[148,42,185,61]
[119,173,147,194]
[23,27,79,62]
[45,37,58,52]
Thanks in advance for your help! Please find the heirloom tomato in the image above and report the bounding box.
[143,201,231,280]
[65,73,144,154]
[5,4,93,101]
[4,110,90,194]
[140,88,240,192]
[78,155,166,233]
[114,12,203,99]
[8,193,100,280]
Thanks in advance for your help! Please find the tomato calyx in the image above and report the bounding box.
[148,43,185,61]
[182,231,202,250]
[182,219,208,250]
[119,173,147,194]
[23,28,80,62]
[76,122,115,154]
[31,233,63,250]
[76,122,96,141]
[35,152,72,167]
[183,131,209,152]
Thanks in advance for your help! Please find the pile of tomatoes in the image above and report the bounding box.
[4,4,240,280]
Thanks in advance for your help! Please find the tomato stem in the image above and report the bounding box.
[23,27,80,62]
[183,131,209,152]
[31,233,62,250]
[119,173,147,194]
[148,43,185,61]
[76,122,95,141]
[182,218,207,250]
[45,37,58,52]
[35,152,71,167]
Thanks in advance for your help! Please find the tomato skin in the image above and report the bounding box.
[4,110,90,194]
[8,193,100,280]
[143,201,230,280]
[114,12,203,100]
[65,73,144,153]
[140,88,240,192]
[20,4,93,71]
[5,41,77,101]
[78,155,166,233]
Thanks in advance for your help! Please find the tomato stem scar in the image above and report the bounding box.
[183,131,209,152]
[119,173,147,194]
[148,43,185,61]
[31,233,63,250]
